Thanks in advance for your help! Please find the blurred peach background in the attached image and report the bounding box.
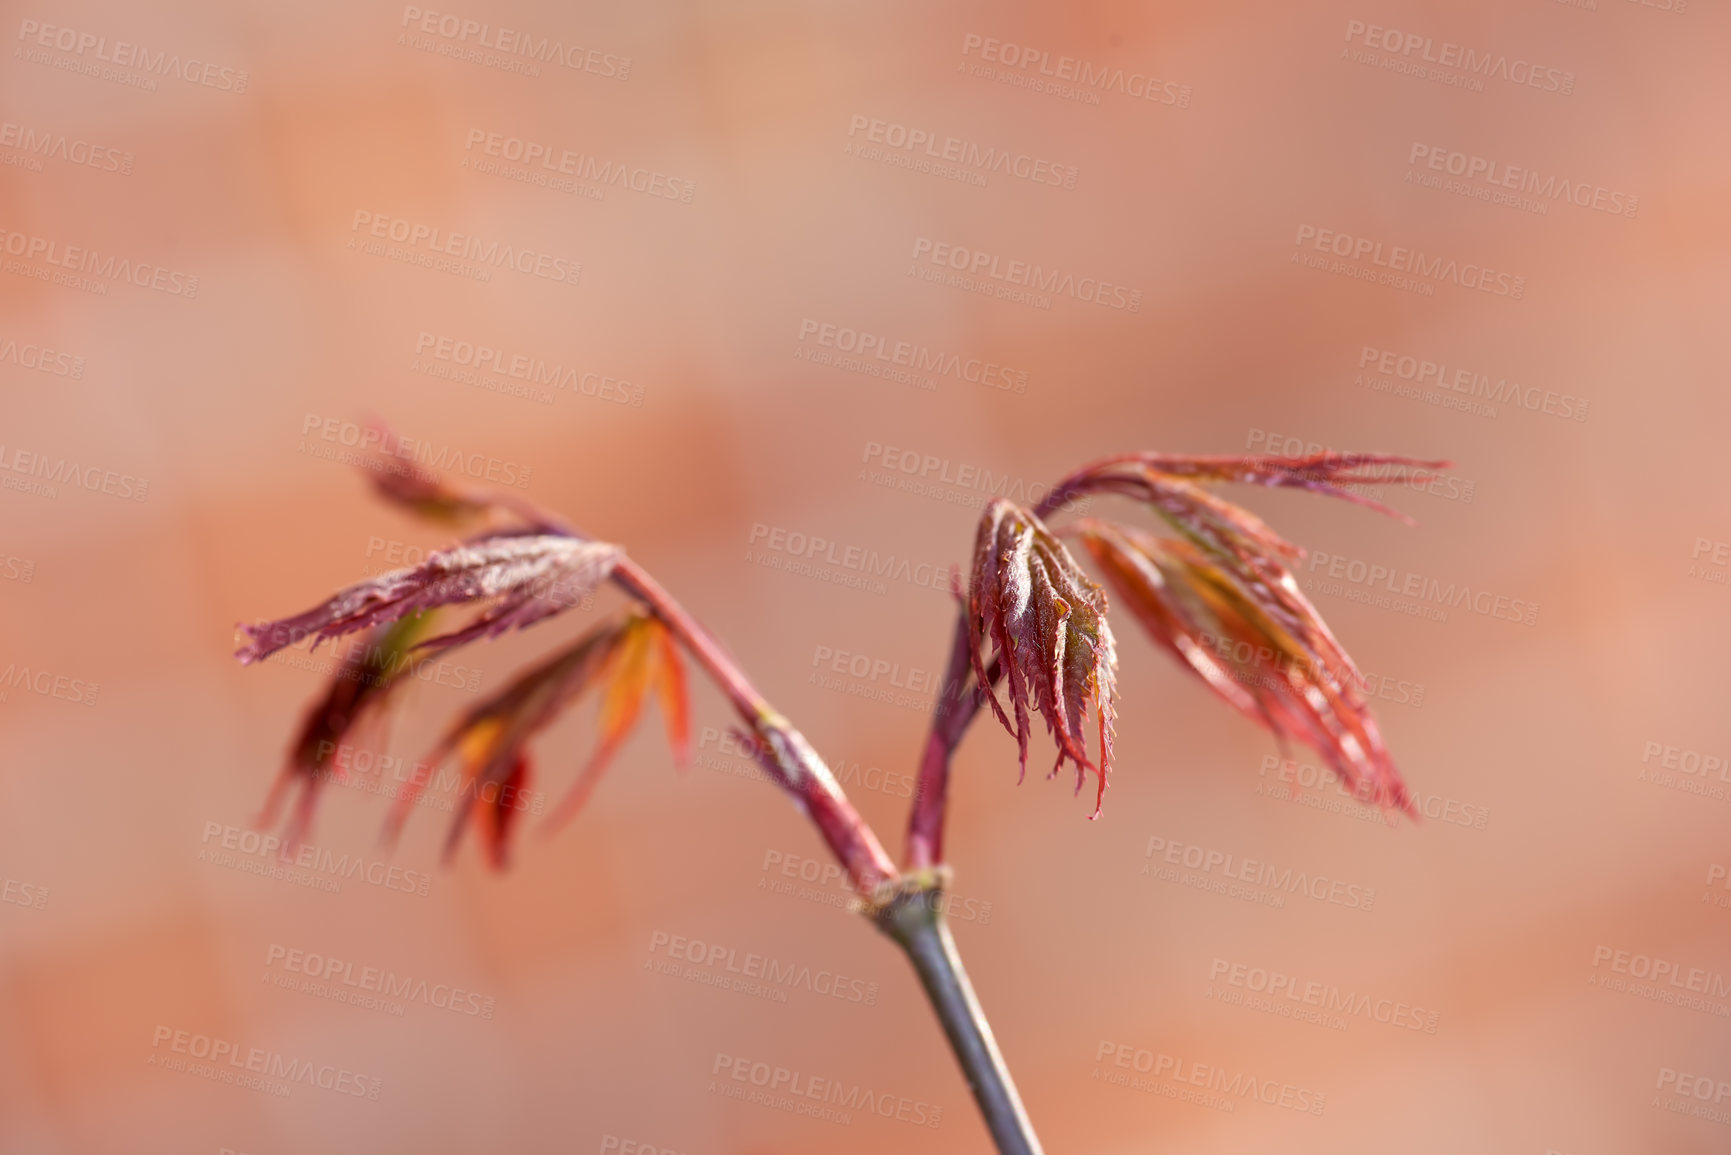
[2,1,1729,1152]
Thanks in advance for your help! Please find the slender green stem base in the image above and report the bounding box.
[873,874,1044,1155]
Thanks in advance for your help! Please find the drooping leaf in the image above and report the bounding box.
[967,498,1117,815]
[357,419,499,526]
[651,625,691,767]
[542,611,690,831]
[234,534,621,665]
[1055,455,1447,740]
[380,606,691,866]
[472,753,531,868]
[1078,518,1413,815]
[256,612,436,853]
[1123,452,1448,520]
[390,615,624,865]
[355,419,567,533]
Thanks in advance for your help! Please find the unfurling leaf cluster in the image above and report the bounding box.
[968,499,1116,815]
[237,468,685,866]
[964,453,1445,817]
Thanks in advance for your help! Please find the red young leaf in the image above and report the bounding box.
[651,625,691,768]
[381,607,690,866]
[354,419,567,533]
[356,419,498,526]
[1072,517,1416,815]
[967,499,1117,815]
[472,753,531,869]
[541,611,690,832]
[1124,452,1449,522]
[234,533,620,665]
[256,612,435,853]
[1053,454,1447,755]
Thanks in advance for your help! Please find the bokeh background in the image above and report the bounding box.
[2,1,1729,1152]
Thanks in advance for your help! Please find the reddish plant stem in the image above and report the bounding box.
[907,615,993,869]
[470,490,901,896]
[903,484,1077,869]
[610,558,768,723]
[614,554,1041,1149]
[609,556,900,897]
[388,481,1040,1149]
